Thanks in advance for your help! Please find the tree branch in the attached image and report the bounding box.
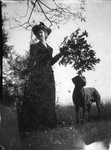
[8,0,86,29]
[37,0,53,26]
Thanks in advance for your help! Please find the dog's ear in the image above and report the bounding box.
[81,76,86,87]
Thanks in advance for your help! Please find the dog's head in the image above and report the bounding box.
[72,75,86,88]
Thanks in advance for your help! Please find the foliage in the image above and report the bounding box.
[2,18,12,58]
[2,57,18,106]
[2,82,15,106]
[2,2,13,58]
[59,28,100,74]
[5,52,30,99]
[8,52,30,80]
[2,1,14,105]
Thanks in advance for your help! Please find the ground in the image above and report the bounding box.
[0,100,111,150]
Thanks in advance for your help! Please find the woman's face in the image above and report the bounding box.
[36,30,48,41]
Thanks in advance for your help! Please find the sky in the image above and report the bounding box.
[2,0,111,105]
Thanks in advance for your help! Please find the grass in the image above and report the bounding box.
[0,99,111,150]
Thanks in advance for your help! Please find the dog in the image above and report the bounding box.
[72,75,101,124]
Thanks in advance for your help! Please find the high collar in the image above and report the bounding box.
[39,41,48,48]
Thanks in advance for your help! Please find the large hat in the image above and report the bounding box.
[32,22,51,36]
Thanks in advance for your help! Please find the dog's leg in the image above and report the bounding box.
[81,107,86,124]
[96,101,101,119]
[75,106,79,124]
[94,90,101,119]
[87,101,92,122]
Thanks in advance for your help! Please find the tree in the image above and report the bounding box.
[2,3,13,58]
[59,28,100,75]
[1,1,13,106]
[2,17,12,58]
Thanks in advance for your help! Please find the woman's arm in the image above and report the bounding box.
[51,52,63,66]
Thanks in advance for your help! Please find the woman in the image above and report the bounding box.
[17,22,64,138]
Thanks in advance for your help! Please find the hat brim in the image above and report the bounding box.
[32,25,51,36]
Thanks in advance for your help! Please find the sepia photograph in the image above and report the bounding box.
[1,0,111,149]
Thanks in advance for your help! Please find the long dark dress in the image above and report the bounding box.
[17,41,62,138]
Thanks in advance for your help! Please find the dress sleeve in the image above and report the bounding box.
[51,52,63,66]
